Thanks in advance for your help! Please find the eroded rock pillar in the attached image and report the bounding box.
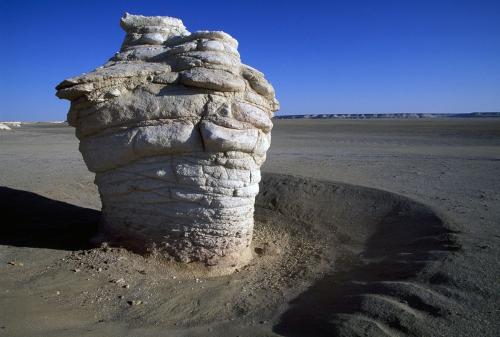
[56,13,279,270]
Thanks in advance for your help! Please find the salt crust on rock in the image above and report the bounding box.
[56,13,279,272]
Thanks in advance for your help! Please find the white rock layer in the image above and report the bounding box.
[0,123,12,131]
[56,13,279,269]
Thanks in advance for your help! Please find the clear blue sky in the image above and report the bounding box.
[1,0,499,121]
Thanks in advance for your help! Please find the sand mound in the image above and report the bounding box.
[259,174,460,336]
[0,174,460,337]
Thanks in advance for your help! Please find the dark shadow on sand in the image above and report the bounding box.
[272,199,460,337]
[0,187,100,251]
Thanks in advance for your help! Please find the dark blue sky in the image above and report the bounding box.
[1,0,499,121]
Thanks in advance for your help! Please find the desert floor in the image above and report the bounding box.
[0,119,499,337]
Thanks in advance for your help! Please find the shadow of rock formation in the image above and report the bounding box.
[0,187,100,250]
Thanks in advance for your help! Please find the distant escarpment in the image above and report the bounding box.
[275,112,500,119]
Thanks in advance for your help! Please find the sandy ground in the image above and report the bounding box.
[0,119,499,336]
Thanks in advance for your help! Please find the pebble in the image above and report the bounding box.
[7,261,23,266]
[127,300,143,306]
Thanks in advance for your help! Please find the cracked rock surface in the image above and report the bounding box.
[56,13,279,270]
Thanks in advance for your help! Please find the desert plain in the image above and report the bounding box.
[0,118,499,336]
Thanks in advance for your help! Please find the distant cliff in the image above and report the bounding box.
[274,112,500,119]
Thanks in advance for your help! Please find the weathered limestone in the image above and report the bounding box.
[56,13,279,270]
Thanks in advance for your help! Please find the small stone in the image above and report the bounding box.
[127,300,143,306]
[254,247,264,255]
[56,291,60,295]
[7,261,24,267]
[123,284,130,289]
[73,268,80,273]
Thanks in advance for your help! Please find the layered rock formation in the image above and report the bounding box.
[56,13,279,270]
